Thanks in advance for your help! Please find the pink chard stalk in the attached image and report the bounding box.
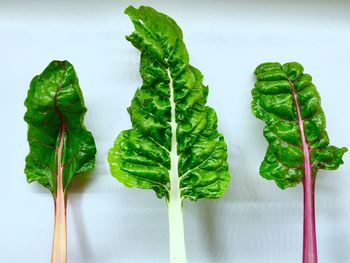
[252,62,347,263]
[24,60,96,263]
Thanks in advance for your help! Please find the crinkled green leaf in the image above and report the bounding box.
[24,60,97,194]
[252,62,347,189]
[108,6,230,201]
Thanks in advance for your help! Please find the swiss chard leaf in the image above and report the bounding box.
[108,5,230,201]
[252,62,347,189]
[24,60,96,195]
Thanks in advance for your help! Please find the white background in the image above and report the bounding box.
[1,0,350,262]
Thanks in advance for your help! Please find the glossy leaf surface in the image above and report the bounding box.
[24,60,96,194]
[252,62,347,189]
[108,6,230,201]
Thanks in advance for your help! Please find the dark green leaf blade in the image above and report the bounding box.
[252,62,347,189]
[24,60,96,194]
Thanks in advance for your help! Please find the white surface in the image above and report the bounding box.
[1,0,350,262]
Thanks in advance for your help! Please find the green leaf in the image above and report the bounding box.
[108,6,230,201]
[24,60,97,194]
[252,62,347,189]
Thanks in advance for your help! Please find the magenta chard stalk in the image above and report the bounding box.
[252,62,347,263]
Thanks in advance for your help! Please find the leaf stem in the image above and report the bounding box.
[290,81,318,263]
[168,195,186,263]
[302,169,317,263]
[167,68,186,263]
[51,179,67,263]
[51,88,67,263]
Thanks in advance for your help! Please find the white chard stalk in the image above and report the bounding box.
[168,68,186,262]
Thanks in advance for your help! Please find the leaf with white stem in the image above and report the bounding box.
[108,6,230,262]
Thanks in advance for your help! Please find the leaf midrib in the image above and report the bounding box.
[53,85,66,195]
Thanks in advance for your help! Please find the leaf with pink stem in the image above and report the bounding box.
[24,60,96,263]
[252,62,347,263]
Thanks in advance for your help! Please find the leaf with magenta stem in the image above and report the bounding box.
[252,62,347,263]
[108,5,231,262]
[24,60,96,263]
